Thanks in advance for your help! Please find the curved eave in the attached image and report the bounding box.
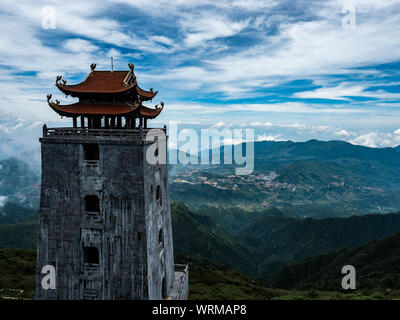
[139,105,163,119]
[136,86,158,101]
[56,83,136,96]
[48,102,139,117]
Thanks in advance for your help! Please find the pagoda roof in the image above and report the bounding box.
[55,65,158,100]
[57,71,132,94]
[48,101,163,118]
[138,105,164,119]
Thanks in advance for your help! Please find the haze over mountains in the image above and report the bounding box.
[3,139,400,216]
[171,139,400,216]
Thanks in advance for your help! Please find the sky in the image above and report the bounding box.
[0,0,400,158]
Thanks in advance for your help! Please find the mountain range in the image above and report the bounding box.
[2,201,400,299]
[3,139,400,216]
[270,230,400,292]
[4,201,400,279]
[2,139,400,298]
[170,140,400,215]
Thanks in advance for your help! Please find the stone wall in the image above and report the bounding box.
[35,130,175,300]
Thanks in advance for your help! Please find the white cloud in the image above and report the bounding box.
[212,121,232,128]
[148,0,400,98]
[294,82,400,101]
[64,39,99,53]
[149,36,174,46]
[0,0,399,157]
[350,131,400,148]
[250,121,273,127]
[334,129,352,137]
[0,196,7,207]
[182,15,250,47]
[256,133,283,142]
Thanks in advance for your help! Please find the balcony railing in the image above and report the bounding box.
[83,160,99,168]
[168,264,189,300]
[42,125,166,138]
[83,211,102,225]
[83,263,100,275]
[83,288,98,300]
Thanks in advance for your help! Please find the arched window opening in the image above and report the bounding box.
[159,228,164,248]
[83,144,99,161]
[161,276,167,299]
[156,185,162,206]
[85,195,100,212]
[84,247,99,264]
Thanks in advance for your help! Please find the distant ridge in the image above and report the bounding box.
[270,229,400,291]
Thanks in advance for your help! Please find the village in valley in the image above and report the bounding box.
[171,169,309,192]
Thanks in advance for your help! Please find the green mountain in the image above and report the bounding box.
[2,249,399,300]
[0,157,40,208]
[4,140,400,216]
[3,201,400,279]
[253,139,400,165]
[171,202,257,274]
[174,253,293,300]
[0,202,36,224]
[175,203,400,277]
[170,140,400,215]
[237,210,400,275]
[0,216,37,250]
[0,248,288,300]
[0,249,36,299]
[270,230,400,292]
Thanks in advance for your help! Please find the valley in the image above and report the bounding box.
[2,139,400,299]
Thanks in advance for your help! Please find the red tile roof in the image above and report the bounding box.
[49,102,138,116]
[56,71,132,94]
[136,86,158,99]
[48,102,163,118]
[139,105,163,118]
[56,70,158,100]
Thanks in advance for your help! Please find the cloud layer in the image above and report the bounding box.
[0,0,400,156]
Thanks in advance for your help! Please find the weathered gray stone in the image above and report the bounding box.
[35,128,188,300]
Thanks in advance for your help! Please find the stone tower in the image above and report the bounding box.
[35,63,188,300]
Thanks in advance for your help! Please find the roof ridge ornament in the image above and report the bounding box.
[128,63,134,71]
[56,75,67,85]
[155,101,164,110]
[46,94,60,105]
[90,63,96,71]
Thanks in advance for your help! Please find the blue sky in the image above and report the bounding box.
[1,0,400,158]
